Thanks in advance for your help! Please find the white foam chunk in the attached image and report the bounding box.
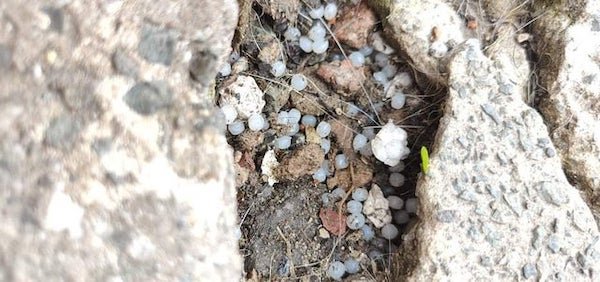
[371,121,409,166]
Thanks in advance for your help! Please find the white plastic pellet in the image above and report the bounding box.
[362,225,375,241]
[349,52,365,67]
[331,187,345,199]
[299,36,313,53]
[228,120,245,135]
[320,138,331,154]
[301,115,317,127]
[389,172,405,187]
[387,195,404,210]
[309,23,327,41]
[312,38,329,54]
[219,62,232,76]
[321,193,332,205]
[277,111,289,125]
[248,114,264,131]
[359,143,373,157]
[394,210,410,225]
[327,261,346,281]
[405,198,418,214]
[276,136,292,150]
[309,5,325,19]
[346,103,360,117]
[321,160,332,176]
[220,104,237,125]
[391,93,406,109]
[375,53,389,67]
[291,74,307,91]
[346,213,366,230]
[373,71,388,85]
[287,108,302,124]
[389,161,405,173]
[316,121,331,137]
[346,200,363,214]
[359,46,374,56]
[335,154,349,169]
[286,123,300,136]
[352,134,368,151]
[396,72,413,88]
[313,167,327,182]
[381,224,399,240]
[382,64,397,78]
[284,26,301,41]
[270,61,286,77]
[324,3,338,20]
[352,188,369,202]
[344,259,360,274]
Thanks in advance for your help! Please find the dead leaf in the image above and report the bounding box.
[319,208,347,236]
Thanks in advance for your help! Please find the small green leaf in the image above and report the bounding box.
[420,146,429,174]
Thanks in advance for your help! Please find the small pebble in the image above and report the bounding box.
[387,196,404,210]
[220,104,237,125]
[248,114,264,131]
[335,154,349,169]
[287,108,302,124]
[327,261,346,281]
[284,26,301,41]
[346,200,363,214]
[219,63,232,76]
[389,173,405,187]
[344,259,360,274]
[349,52,365,67]
[361,225,375,241]
[309,23,327,41]
[299,36,313,53]
[228,120,245,135]
[347,213,366,230]
[309,5,325,19]
[301,115,317,127]
[375,53,389,67]
[316,121,331,137]
[353,134,368,151]
[391,93,406,109]
[393,210,410,224]
[320,138,331,153]
[381,224,399,240]
[405,198,418,214]
[312,39,329,54]
[323,3,338,20]
[270,60,286,77]
[291,74,307,91]
[276,136,292,149]
[352,188,369,202]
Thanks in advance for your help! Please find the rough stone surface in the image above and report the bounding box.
[363,184,392,228]
[0,0,241,281]
[533,0,600,222]
[403,39,600,281]
[219,75,266,119]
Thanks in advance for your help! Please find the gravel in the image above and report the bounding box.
[335,154,349,169]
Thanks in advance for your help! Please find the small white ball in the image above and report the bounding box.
[405,198,418,214]
[313,167,327,182]
[352,188,369,202]
[270,61,286,77]
[261,115,270,130]
[228,120,245,135]
[291,74,307,91]
[349,52,365,67]
[387,195,404,210]
[373,71,388,85]
[353,134,368,151]
[309,5,325,19]
[327,261,346,281]
[301,115,317,127]
[287,108,302,124]
[277,111,289,125]
[346,200,363,214]
[276,136,292,149]
[391,93,406,109]
[284,26,301,41]
[381,224,399,240]
[299,36,313,53]
[331,187,345,199]
[309,23,327,41]
[346,213,366,230]
[359,46,374,56]
[335,154,349,169]
[248,113,264,131]
[312,39,329,54]
[344,259,360,274]
[382,64,397,78]
[320,138,331,154]
[220,104,237,125]
[362,225,375,241]
[219,62,232,76]
[394,210,410,224]
[324,3,338,20]
[285,123,300,136]
[389,173,405,187]
[316,121,331,137]
[396,72,413,88]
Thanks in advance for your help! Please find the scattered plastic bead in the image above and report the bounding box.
[220,104,237,125]
[312,38,329,54]
[352,188,368,202]
[389,173,405,187]
[346,200,363,214]
[228,120,245,135]
[248,114,264,131]
[321,193,332,205]
[316,121,331,137]
[346,213,366,230]
[393,210,410,225]
[287,108,302,124]
[387,196,404,210]
[299,36,313,53]
[219,63,232,76]
[324,3,338,20]
[331,187,345,199]
[301,115,317,127]
[382,64,397,78]
[405,198,418,214]
[381,224,399,240]
[309,5,325,19]
[373,71,388,85]
[270,60,286,77]
[276,136,292,149]
[309,23,327,41]
[344,259,360,274]
[277,111,289,125]
[349,52,365,67]
[320,138,331,153]
[359,46,374,56]
[291,74,307,91]
[286,123,300,136]
[313,167,328,182]
[353,134,368,151]
[321,160,332,176]
[335,154,349,169]
[327,261,346,281]
[375,53,389,67]
[361,225,375,241]
[359,143,373,157]
[284,26,301,41]
[391,93,406,109]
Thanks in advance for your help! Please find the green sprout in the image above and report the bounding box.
[420,146,429,174]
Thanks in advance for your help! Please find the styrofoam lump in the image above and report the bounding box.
[371,121,409,166]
